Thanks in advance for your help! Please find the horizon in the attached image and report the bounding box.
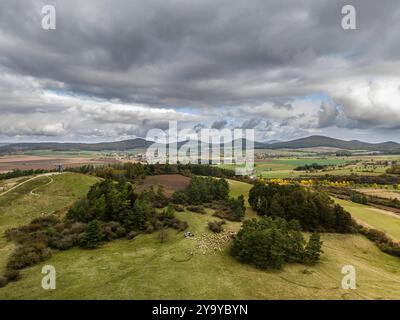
[1,134,399,145]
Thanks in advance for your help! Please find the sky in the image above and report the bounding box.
[0,0,400,143]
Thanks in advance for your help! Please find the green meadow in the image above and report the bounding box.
[0,175,399,299]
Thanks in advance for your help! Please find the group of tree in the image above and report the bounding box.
[68,163,240,182]
[294,163,327,171]
[248,181,356,233]
[67,179,187,234]
[172,177,246,221]
[231,217,323,269]
[172,176,229,205]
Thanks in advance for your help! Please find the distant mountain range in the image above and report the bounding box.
[262,135,400,152]
[0,135,399,154]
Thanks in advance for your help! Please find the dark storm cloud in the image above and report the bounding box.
[211,120,228,130]
[317,101,339,128]
[0,0,400,141]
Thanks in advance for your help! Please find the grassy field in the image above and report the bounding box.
[0,173,100,274]
[1,176,400,299]
[333,198,400,241]
[1,210,400,299]
[23,150,101,158]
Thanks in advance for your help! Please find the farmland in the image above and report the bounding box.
[219,154,400,179]
[0,175,400,299]
[0,154,118,173]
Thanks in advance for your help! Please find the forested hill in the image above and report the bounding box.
[0,135,399,154]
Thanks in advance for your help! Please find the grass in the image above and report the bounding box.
[1,213,400,299]
[1,175,400,299]
[0,173,100,274]
[333,198,400,241]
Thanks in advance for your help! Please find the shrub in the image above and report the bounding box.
[208,221,225,233]
[350,193,368,205]
[49,235,75,250]
[127,231,139,240]
[4,269,21,282]
[173,204,185,212]
[102,221,127,240]
[358,224,400,257]
[171,220,189,231]
[158,228,169,243]
[160,204,175,220]
[187,205,206,214]
[0,276,7,288]
[146,224,155,233]
[171,190,189,204]
[7,244,52,270]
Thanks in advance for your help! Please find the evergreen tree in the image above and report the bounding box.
[304,233,323,264]
[81,220,104,249]
[161,204,175,220]
[124,198,152,231]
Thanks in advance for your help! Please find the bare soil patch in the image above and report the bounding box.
[136,174,190,197]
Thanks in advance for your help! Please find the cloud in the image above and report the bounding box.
[211,119,228,129]
[317,101,339,128]
[240,118,263,129]
[0,0,400,141]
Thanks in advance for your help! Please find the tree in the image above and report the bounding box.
[304,233,323,264]
[80,220,103,249]
[124,197,152,231]
[334,204,354,233]
[230,195,246,221]
[161,204,175,220]
[158,228,169,243]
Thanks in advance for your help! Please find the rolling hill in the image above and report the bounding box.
[0,135,399,154]
[265,135,400,152]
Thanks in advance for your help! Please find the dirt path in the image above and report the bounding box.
[30,176,54,197]
[0,172,61,197]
